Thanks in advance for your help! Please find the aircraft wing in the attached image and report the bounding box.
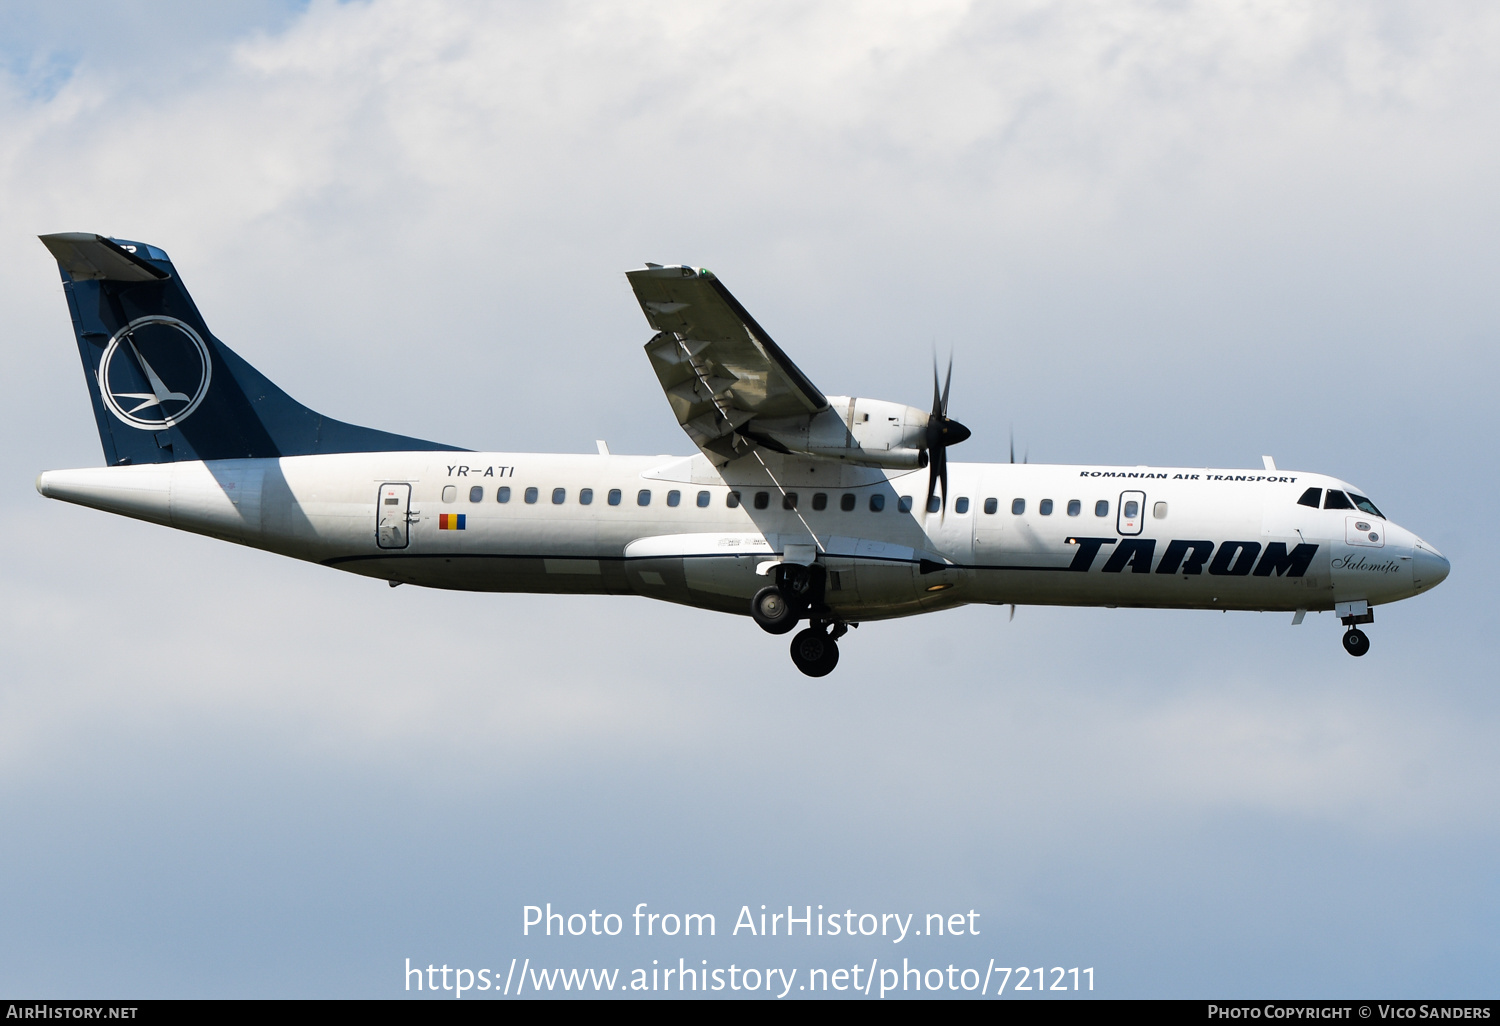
[627,265,829,463]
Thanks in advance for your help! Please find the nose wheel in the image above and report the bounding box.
[1342,628,1370,657]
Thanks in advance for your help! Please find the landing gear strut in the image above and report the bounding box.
[789,620,851,677]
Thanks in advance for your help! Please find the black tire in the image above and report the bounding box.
[789,627,840,677]
[1342,628,1370,657]
[752,585,801,635]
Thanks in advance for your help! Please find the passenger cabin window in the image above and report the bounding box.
[1153,501,1167,519]
[667,490,681,507]
[754,491,770,510]
[580,488,593,505]
[1324,490,1354,510]
[696,490,710,508]
[727,491,741,508]
[497,486,511,503]
[783,493,798,510]
[812,493,828,511]
[841,493,856,512]
[897,496,913,513]
[983,497,998,514]
[608,488,622,506]
[1012,498,1025,515]
[1349,493,1385,518]
[1039,499,1053,516]
[1297,487,1323,508]
[469,485,484,503]
[552,487,566,505]
[442,485,456,503]
[1095,500,1109,517]
[1067,499,1081,517]
[1124,500,1139,519]
[955,497,970,514]
[637,489,651,506]
[525,487,539,504]
[926,496,941,513]
[869,494,886,512]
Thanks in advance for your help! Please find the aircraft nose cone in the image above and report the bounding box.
[1413,540,1450,590]
[943,418,971,446]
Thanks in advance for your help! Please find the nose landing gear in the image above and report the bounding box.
[1339,604,1374,657]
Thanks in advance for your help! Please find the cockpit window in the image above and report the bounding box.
[1323,490,1354,510]
[1297,487,1322,508]
[1349,493,1384,518]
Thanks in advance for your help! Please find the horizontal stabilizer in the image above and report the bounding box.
[39,233,169,282]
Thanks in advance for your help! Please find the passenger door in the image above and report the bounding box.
[377,483,412,549]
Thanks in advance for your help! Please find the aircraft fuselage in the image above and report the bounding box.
[37,452,1446,623]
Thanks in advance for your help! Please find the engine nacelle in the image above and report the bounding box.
[752,396,930,468]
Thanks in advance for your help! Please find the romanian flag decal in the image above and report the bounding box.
[438,513,466,530]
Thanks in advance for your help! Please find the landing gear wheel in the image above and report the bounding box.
[1342,628,1370,657]
[790,627,840,677]
[752,586,802,635]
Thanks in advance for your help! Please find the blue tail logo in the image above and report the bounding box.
[99,315,212,428]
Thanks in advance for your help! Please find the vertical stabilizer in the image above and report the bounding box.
[40,233,462,465]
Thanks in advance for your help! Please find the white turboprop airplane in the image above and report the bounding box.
[35,234,1449,675]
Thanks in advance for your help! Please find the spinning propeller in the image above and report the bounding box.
[924,357,971,514]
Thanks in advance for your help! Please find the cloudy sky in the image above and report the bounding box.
[1,0,1496,998]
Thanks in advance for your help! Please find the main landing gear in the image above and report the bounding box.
[750,563,855,676]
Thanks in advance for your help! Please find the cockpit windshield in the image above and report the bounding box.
[1321,489,1384,517]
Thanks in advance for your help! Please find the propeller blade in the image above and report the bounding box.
[1008,603,1016,622]
[1009,426,1015,465]
[922,354,967,515]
